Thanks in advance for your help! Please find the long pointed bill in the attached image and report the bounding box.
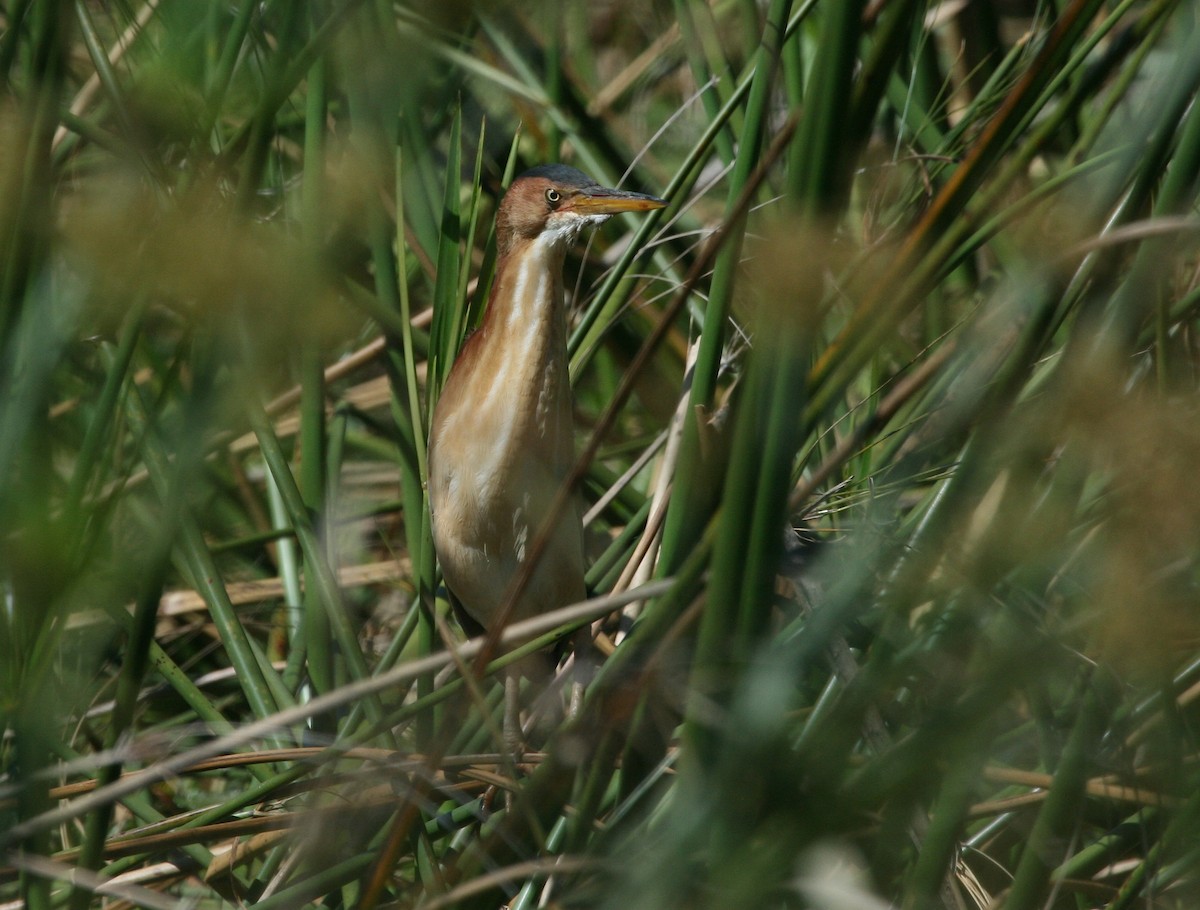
[568,187,667,215]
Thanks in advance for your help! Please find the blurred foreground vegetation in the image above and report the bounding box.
[3,0,1200,908]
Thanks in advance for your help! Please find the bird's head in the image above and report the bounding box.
[495,164,666,258]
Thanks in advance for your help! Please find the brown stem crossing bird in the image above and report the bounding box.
[428,163,665,749]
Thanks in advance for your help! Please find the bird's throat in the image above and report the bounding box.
[454,235,575,478]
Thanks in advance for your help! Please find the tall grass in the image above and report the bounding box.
[2,1,1200,908]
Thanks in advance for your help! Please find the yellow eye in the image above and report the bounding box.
[545,188,561,205]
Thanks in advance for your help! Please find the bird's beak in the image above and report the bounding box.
[568,186,667,214]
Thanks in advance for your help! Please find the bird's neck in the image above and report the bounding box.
[483,234,570,372]
[473,234,574,455]
[488,234,566,324]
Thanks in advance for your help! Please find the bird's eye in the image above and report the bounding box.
[545,188,561,206]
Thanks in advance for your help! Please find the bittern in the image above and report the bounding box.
[428,164,665,749]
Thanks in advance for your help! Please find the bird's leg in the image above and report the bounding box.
[568,626,596,718]
[502,669,525,812]
[503,669,523,758]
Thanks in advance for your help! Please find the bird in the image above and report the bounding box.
[427,163,665,752]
